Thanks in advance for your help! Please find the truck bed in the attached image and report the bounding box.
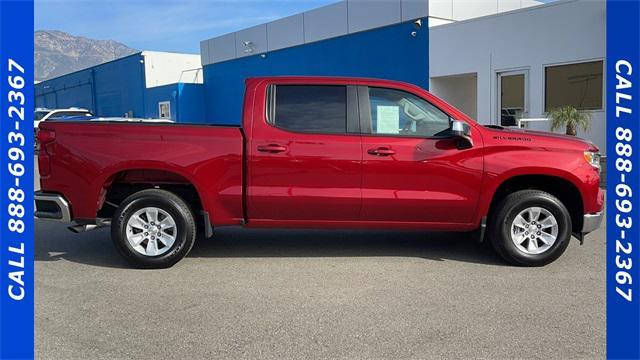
[38,121,245,225]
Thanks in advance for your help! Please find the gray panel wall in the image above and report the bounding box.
[303,1,348,43]
[402,0,430,21]
[267,14,304,51]
[199,41,210,66]
[200,0,430,65]
[235,24,268,58]
[211,34,236,63]
[347,0,402,33]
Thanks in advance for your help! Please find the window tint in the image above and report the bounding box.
[368,87,451,137]
[545,60,603,111]
[273,85,347,133]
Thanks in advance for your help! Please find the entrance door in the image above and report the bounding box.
[498,70,528,127]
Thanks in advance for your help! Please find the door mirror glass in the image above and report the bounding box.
[451,120,470,137]
[451,120,472,148]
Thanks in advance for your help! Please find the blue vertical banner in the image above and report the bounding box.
[0,0,35,359]
[607,1,640,359]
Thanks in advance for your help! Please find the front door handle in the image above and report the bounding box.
[367,147,396,156]
[257,144,288,153]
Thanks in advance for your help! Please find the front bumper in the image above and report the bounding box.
[582,211,604,233]
[35,191,71,222]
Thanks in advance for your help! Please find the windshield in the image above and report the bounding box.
[48,111,93,120]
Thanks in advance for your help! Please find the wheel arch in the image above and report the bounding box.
[484,173,585,234]
[95,165,209,223]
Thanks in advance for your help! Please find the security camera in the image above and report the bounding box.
[413,19,422,30]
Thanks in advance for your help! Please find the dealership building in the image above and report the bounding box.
[34,0,606,153]
[34,51,206,122]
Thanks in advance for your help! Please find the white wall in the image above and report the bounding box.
[429,0,606,153]
[429,0,542,22]
[142,51,203,88]
[430,74,478,119]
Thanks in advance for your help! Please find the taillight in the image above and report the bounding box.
[37,129,55,146]
[37,129,55,177]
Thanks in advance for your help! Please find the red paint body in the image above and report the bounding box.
[39,77,603,231]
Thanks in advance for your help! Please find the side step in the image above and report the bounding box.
[67,218,111,233]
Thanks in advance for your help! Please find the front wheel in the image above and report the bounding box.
[111,189,197,269]
[489,190,572,266]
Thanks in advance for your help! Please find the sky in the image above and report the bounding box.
[35,0,556,54]
[35,0,337,53]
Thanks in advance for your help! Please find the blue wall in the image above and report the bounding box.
[144,83,205,123]
[203,21,429,125]
[144,84,177,119]
[175,83,206,123]
[35,53,146,117]
[35,53,205,122]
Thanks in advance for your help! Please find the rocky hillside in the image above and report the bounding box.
[35,30,138,81]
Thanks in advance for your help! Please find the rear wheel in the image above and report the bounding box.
[489,190,572,266]
[111,189,196,268]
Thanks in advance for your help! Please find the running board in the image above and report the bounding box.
[67,218,111,233]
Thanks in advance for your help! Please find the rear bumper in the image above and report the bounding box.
[35,191,71,222]
[582,211,604,234]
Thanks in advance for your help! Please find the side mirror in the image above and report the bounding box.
[451,120,473,148]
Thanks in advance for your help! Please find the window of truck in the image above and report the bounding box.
[270,85,347,134]
[366,87,451,137]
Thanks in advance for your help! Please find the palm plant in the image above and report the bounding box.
[549,106,591,136]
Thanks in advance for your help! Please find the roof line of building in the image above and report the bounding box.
[38,50,201,85]
[141,50,200,56]
[37,52,143,86]
[430,0,580,31]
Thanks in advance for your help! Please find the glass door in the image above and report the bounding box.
[497,70,528,127]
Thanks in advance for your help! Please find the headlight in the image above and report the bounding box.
[584,151,601,170]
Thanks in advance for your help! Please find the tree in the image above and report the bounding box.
[549,106,591,136]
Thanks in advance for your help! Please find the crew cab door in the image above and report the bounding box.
[248,84,362,222]
[359,86,483,225]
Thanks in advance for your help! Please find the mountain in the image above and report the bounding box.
[35,30,138,82]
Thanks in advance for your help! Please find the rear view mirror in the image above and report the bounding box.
[451,120,473,148]
[451,120,471,137]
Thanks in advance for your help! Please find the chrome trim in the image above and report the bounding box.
[582,211,604,233]
[35,192,71,222]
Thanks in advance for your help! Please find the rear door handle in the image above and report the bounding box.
[257,144,287,153]
[367,147,396,156]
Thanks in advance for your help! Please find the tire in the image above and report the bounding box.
[489,190,572,266]
[111,189,197,269]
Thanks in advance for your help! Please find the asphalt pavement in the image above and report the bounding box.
[35,159,605,359]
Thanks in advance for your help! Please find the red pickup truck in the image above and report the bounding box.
[36,77,604,268]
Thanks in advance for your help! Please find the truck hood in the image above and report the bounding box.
[482,125,599,152]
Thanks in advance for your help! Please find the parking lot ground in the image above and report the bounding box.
[35,219,605,360]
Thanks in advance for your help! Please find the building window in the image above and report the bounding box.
[545,60,603,112]
[272,85,347,133]
[158,101,171,119]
